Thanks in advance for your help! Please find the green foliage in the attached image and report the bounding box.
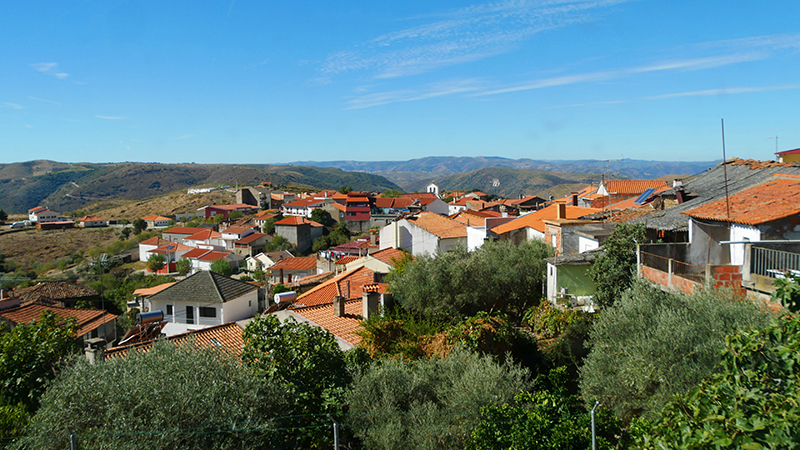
[0,311,79,412]
[771,271,800,312]
[228,211,243,221]
[588,223,645,308]
[346,347,530,450]
[210,258,232,276]
[468,367,623,450]
[131,218,147,235]
[17,340,286,450]
[253,269,266,281]
[382,189,402,198]
[389,239,552,322]
[261,216,278,234]
[579,281,775,422]
[338,185,352,194]
[146,253,166,272]
[270,283,290,297]
[263,235,293,252]
[242,314,349,447]
[0,402,30,442]
[635,314,800,449]
[523,302,583,339]
[311,228,349,252]
[213,213,226,224]
[0,209,7,222]
[310,208,333,227]
[176,258,192,276]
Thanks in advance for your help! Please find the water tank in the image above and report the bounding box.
[137,310,164,325]
[274,291,297,304]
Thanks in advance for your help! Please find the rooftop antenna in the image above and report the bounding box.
[767,136,778,158]
[721,119,731,227]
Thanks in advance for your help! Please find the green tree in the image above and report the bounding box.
[146,253,166,272]
[469,367,622,450]
[210,258,232,276]
[263,235,293,252]
[242,314,350,447]
[228,211,243,221]
[588,222,645,308]
[771,271,800,312]
[635,314,800,449]
[0,209,7,222]
[262,217,278,234]
[346,347,530,450]
[0,311,78,411]
[118,227,131,240]
[310,208,333,227]
[383,189,402,198]
[131,218,147,235]
[253,269,266,282]
[579,281,774,422]
[176,258,192,276]
[338,185,352,194]
[17,340,286,450]
[389,239,552,322]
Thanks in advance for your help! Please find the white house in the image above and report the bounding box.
[144,271,259,336]
[379,211,467,257]
[77,215,108,227]
[28,206,60,223]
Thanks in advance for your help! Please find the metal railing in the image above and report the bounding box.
[752,247,800,278]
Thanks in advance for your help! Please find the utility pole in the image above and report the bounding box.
[591,401,599,450]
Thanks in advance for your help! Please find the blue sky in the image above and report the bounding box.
[2,0,799,164]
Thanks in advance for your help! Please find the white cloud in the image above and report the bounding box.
[3,102,23,109]
[178,134,198,139]
[28,96,62,106]
[29,62,69,79]
[643,84,800,100]
[320,0,633,80]
[96,115,125,120]
[345,78,484,109]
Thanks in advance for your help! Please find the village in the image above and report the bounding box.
[3,154,800,448]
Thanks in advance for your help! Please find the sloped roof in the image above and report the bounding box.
[293,266,375,308]
[292,299,363,346]
[206,203,254,211]
[15,281,98,306]
[184,229,222,241]
[629,159,800,231]
[274,216,322,227]
[105,322,245,359]
[133,282,176,297]
[683,175,800,225]
[78,215,106,222]
[269,255,317,271]
[335,256,360,265]
[604,185,672,210]
[182,248,212,259]
[374,197,414,209]
[776,148,800,156]
[151,242,193,254]
[222,226,250,235]
[295,271,335,287]
[139,237,171,246]
[0,303,117,337]
[492,204,601,235]
[148,271,257,304]
[28,206,48,213]
[142,215,171,221]
[198,251,230,262]
[162,226,206,235]
[405,212,467,239]
[603,180,669,196]
[369,247,408,266]
[283,197,328,208]
[235,232,268,245]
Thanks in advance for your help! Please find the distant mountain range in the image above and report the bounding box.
[0,161,401,214]
[288,156,720,196]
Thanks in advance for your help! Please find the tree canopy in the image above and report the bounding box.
[176,258,192,276]
[579,281,775,421]
[131,218,147,235]
[210,258,232,276]
[588,222,645,308]
[17,341,286,450]
[389,239,552,322]
[146,253,166,272]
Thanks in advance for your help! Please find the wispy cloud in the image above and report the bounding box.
[28,96,62,106]
[96,115,125,120]
[177,134,198,139]
[345,78,485,109]
[642,84,800,100]
[321,0,632,80]
[3,102,23,109]
[30,62,69,79]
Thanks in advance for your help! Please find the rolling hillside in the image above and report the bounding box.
[0,161,401,214]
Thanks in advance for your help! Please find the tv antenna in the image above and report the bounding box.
[767,136,778,154]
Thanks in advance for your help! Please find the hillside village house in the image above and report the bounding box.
[268,255,318,285]
[245,250,293,273]
[236,186,273,210]
[379,211,467,256]
[144,271,258,336]
[77,215,108,227]
[282,196,332,218]
[274,216,324,253]
[28,206,60,223]
[490,204,601,246]
[142,215,171,228]
[201,204,256,221]
[161,226,207,242]
[0,302,117,347]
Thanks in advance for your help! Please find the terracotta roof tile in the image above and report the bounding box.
[369,247,408,266]
[14,281,98,306]
[294,266,375,308]
[0,304,117,337]
[683,176,800,225]
[105,322,245,359]
[142,215,171,221]
[293,300,363,346]
[182,248,212,259]
[492,204,601,235]
[269,255,317,271]
[184,229,222,241]
[198,251,230,262]
[235,232,267,245]
[163,226,206,235]
[406,212,467,239]
[335,256,360,265]
[140,237,171,246]
[603,180,669,196]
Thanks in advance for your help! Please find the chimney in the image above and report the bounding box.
[370,232,377,246]
[84,338,106,364]
[362,291,380,320]
[571,194,578,206]
[676,189,686,204]
[557,203,567,220]
[333,296,345,317]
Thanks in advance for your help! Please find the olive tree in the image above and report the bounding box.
[588,223,645,308]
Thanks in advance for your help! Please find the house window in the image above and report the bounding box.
[199,307,217,318]
[166,304,173,316]
[248,300,252,308]
[551,234,557,248]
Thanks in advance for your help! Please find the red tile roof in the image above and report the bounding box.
[198,251,230,262]
[335,256,360,265]
[77,215,106,222]
[133,282,176,297]
[222,226,250,235]
[28,206,48,213]
[292,300,363,346]
[163,226,206,235]
[140,237,171,246]
[142,215,171,221]
[492,204,601,235]
[184,230,222,241]
[406,212,467,239]
[603,180,669,196]
[683,175,800,225]
[269,255,317,271]
[0,304,117,337]
[283,197,328,208]
[151,243,193,254]
[374,197,414,209]
[206,204,255,211]
[294,266,375,308]
[14,281,98,306]
[274,216,322,227]
[105,322,245,359]
[235,232,267,245]
[369,247,409,266]
[182,248,212,259]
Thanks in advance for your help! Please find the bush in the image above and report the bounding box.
[579,281,775,421]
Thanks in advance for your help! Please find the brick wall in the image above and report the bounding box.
[641,264,745,296]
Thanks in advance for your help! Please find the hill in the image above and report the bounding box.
[289,156,719,190]
[0,162,402,214]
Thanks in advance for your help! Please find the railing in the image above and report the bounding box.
[640,251,706,282]
[752,247,800,278]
